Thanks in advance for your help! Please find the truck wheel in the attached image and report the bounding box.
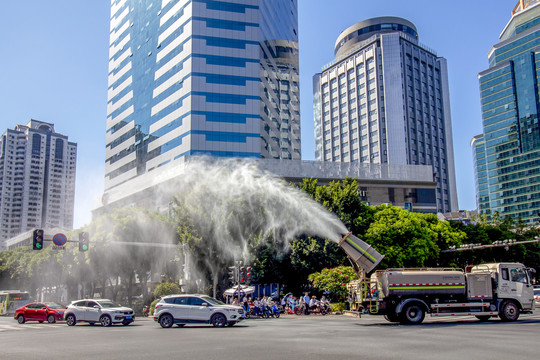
[475,315,491,322]
[499,301,519,322]
[400,302,425,325]
[384,311,400,323]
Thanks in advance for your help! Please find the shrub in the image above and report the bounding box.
[153,281,181,298]
[149,298,160,316]
[330,302,345,313]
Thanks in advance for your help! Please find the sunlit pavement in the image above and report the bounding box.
[1,313,539,360]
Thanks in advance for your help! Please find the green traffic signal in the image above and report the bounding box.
[79,231,89,252]
[33,229,44,250]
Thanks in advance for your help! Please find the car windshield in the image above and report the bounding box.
[97,301,121,308]
[201,296,225,306]
[45,303,65,309]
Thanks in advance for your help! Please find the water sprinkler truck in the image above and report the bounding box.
[338,232,536,324]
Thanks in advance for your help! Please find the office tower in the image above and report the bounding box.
[0,120,77,241]
[313,17,458,213]
[105,0,300,191]
[472,0,540,223]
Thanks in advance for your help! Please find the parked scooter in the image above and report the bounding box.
[268,304,281,318]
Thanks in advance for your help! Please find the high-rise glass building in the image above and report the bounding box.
[472,0,540,223]
[0,120,77,241]
[105,0,300,190]
[313,17,458,213]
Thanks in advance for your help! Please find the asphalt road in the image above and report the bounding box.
[1,313,539,360]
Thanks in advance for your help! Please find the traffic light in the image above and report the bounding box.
[228,266,237,283]
[79,231,89,252]
[246,267,252,284]
[33,229,44,250]
[239,266,246,284]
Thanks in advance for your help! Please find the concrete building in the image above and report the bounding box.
[0,120,77,247]
[105,0,300,192]
[94,156,438,217]
[313,17,458,213]
[472,0,540,224]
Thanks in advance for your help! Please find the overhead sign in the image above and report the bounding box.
[52,233,67,247]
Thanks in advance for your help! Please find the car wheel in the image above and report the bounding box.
[100,315,112,327]
[47,314,56,324]
[65,314,76,326]
[159,314,173,328]
[211,313,227,328]
[400,302,425,325]
[500,301,519,322]
[17,315,25,324]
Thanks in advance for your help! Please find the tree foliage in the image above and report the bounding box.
[308,266,358,300]
[153,281,181,298]
[363,206,466,268]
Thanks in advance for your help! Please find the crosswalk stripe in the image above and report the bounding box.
[0,323,65,331]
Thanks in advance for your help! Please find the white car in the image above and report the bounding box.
[153,294,244,328]
[64,299,135,327]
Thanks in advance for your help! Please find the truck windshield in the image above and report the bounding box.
[510,268,529,284]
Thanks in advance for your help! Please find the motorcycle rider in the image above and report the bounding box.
[320,296,330,312]
[309,296,319,312]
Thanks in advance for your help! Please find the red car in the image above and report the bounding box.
[14,302,66,324]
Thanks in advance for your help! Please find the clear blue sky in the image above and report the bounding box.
[0,1,514,228]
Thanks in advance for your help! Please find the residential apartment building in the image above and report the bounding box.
[0,120,77,243]
[472,0,540,224]
[313,17,458,213]
[105,0,300,191]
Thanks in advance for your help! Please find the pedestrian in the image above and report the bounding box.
[253,297,261,316]
[303,292,310,315]
[242,295,250,313]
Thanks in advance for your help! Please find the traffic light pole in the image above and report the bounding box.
[227,262,253,304]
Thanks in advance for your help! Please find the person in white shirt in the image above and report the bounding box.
[253,298,261,316]
[309,296,319,312]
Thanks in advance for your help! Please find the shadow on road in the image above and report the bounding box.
[358,317,540,328]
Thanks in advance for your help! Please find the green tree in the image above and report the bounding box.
[308,266,358,300]
[298,178,374,235]
[363,205,466,268]
[153,281,181,298]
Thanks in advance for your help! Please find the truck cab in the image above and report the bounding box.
[471,263,535,313]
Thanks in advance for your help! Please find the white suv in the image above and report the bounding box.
[154,294,244,328]
[64,299,135,327]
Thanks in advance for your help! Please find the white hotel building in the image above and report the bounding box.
[313,17,458,213]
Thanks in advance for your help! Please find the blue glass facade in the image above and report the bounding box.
[474,2,540,223]
[105,0,299,190]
